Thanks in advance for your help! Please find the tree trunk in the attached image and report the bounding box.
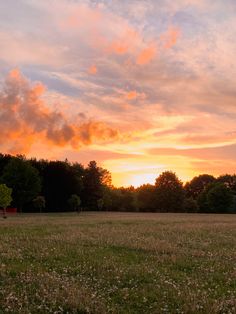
[3,207,7,219]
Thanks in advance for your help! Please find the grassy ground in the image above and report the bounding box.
[0,212,236,313]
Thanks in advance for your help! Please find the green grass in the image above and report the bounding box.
[0,212,236,313]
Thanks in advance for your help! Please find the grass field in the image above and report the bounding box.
[0,212,236,313]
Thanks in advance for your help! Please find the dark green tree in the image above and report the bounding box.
[0,154,13,175]
[68,194,81,213]
[185,174,215,199]
[109,187,138,212]
[1,158,41,212]
[183,197,199,213]
[102,186,113,211]
[108,188,123,211]
[155,171,185,212]
[198,182,233,213]
[136,184,156,212]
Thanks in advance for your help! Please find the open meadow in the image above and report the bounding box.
[0,212,236,313]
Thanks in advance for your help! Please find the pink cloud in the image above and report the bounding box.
[124,90,146,101]
[0,70,119,154]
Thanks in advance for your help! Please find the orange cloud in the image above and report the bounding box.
[136,44,156,65]
[126,91,137,100]
[88,65,97,75]
[0,70,119,154]
[160,26,181,49]
[125,90,146,101]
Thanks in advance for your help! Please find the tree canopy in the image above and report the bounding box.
[1,158,41,211]
[185,174,216,199]
[155,171,185,212]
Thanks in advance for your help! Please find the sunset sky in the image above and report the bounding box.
[0,0,236,187]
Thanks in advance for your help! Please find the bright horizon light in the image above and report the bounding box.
[124,173,157,188]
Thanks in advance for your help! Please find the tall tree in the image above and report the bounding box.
[155,171,184,212]
[82,161,111,210]
[1,158,41,211]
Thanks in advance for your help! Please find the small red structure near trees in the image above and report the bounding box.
[0,207,17,214]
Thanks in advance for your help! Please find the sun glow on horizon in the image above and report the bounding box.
[109,161,201,188]
[127,173,157,187]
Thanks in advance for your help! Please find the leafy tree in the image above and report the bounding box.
[68,194,81,213]
[183,197,199,213]
[198,182,233,213]
[207,183,233,213]
[1,158,41,212]
[185,174,215,199]
[155,171,185,212]
[113,187,138,212]
[136,184,156,212]
[217,174,236,194]
[33,196,46,213]
[108,189,123,211]
[102,186,113,211]
[0,184,12,218]
[120,186,138,211]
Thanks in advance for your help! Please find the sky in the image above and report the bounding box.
[0,0,236,187]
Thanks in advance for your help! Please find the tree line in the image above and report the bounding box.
[0,153,235,214]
